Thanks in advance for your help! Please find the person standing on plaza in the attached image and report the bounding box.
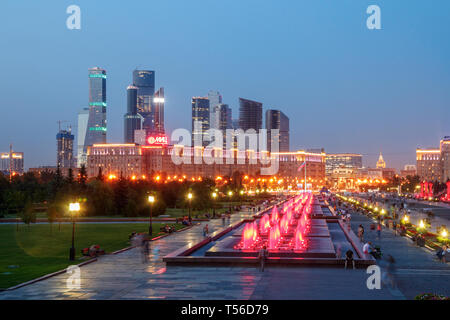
[221,213,226,225]
[140,235,150,263]
[344,249,355,269]
[203,224,209,237]
[384,255,397,288]
[258,245,268,272]
[392,220,397,236]
[358,224,365,243]
[376,223,382,239]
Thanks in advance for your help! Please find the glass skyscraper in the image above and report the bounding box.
[191,97,210,147]
[266,109,290,152]
[77,107,89,167]
[57,128,75,168]
[238,98,262,131]
[124,85,142,143]
[132,70,164,135]
[208,90,222,130]
[83,67,107,160]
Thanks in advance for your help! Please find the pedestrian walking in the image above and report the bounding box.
[376,223,382,239]
[384,255,397,288]
[203,224,209,237]
[336,244,342,259]
[258,245,268,272]
[221,213,226,226]
[140,235,150,263]
[344,249,355,269]
[358,224,365,243]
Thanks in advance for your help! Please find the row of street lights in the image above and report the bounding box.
[67,189,244,261]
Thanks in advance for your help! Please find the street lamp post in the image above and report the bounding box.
[239,190,244,207]
[187,192,193,223]
[148,195,155,236]
[212,192,217,218]
[69,202,80,261]
[228,191,233,215]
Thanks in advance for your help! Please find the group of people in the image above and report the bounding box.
[176,216,192,226]
[130,232,150,263]
[436,245,449,263]
[161,224,176,233]
[221,213,231,225]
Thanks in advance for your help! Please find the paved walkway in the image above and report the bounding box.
[348,212,450,299]
[0,206,428,300]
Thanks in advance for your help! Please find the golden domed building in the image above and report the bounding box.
[376,152,386,169]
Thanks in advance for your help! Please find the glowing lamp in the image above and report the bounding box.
[69,202,80,213]
[148,195,155,203]
[187,193,193,200]
[441,229,448,238]
[419,220,425,229]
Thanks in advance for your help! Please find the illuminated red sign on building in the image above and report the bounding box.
[147,135,168,146]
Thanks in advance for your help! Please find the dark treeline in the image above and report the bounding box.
[0,165,253,219]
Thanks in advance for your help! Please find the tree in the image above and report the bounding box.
[86,180,114,216]
[19,201,36,228]
[79,164,87,189]
[114,175,129,216]
[67,168,74,184]
[96,167,104,182]
[47,203,62,233]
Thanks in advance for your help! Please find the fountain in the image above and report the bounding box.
[259,214,271,234]
[241,221,258,249]
[280,213,290,234]
[270,205,279,225]
[268,224,281,250]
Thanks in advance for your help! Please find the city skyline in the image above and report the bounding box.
[1,1,449,170]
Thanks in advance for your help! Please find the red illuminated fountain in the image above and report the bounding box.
[241,221,258,249]
[270,206,279,225]
[280,213,290,234]
[268,224,281,249]
[235,193,313,252]
[259,214,271,234]
[294,223,306,250]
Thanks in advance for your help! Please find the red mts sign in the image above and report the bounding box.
[147,135,168,146]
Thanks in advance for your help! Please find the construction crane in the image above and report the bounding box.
[57,120,69,132]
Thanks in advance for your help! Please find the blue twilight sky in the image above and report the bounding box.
[0,0,449,170]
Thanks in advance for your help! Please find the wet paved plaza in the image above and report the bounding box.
[0,207,448,300]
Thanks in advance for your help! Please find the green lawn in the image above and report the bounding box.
[0,222,183,289]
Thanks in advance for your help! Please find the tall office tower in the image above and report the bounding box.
[440,137,450,182]
[124,85,142,143]
[238,98,262,131]
[265,109,290,152]
[133,69,156,134]
[84,67,107,160]
[57,128,75,168]
[238,98,262,150]
[217,104,232,131]
[1,151,24,174]
[153,87,165,134]
[77,107,89,167]
[215,104,232,148]
[191,97,210,147]
[208,90,222,130]
[232,119,239,130]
